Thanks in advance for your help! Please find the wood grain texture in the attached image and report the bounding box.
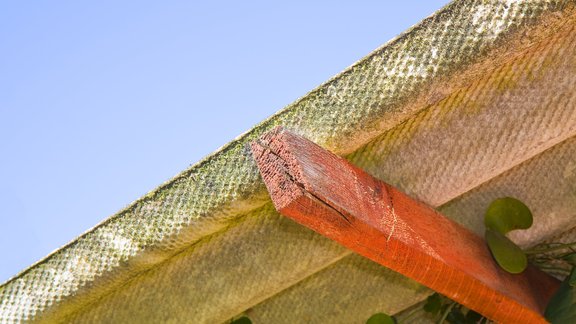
[250,127,560,324]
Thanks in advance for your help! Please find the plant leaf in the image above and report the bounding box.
[485,229,527,274]
[545,268,576,323]
[446,306,467,324]
[423,293,443,315]
[484,197,533,234]
[570,267,576,287]
[366,313,396,324]
[562,253,576,266]
[230,317,252,324]
[465,309,483,323]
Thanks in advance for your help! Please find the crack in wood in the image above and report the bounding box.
[253,139,352,225]
[383,183,398,244]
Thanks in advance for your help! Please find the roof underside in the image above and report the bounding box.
[2,1,576,323]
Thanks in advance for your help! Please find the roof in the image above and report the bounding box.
[2,0,576,322]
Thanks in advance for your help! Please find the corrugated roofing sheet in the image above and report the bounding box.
[2,0,576,322]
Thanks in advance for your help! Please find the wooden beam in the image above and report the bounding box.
[250,127,560,324]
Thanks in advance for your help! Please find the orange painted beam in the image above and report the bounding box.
[250,127,559,324]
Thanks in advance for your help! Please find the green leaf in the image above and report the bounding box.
[570,267,576,287]
[562,253,576,266]
[484,197,532,234]
[485,229,527,274]
[545,268,576,323]
[423,293,443,315]
[366,313,396,324]
[446,306,467,324]
[230,317,252,324]
[464,309,483,323]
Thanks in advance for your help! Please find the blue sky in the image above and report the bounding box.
[0,1,449,283]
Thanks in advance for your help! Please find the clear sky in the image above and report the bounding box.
[0,1,449,283]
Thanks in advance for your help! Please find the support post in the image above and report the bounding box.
[250,127,559,324]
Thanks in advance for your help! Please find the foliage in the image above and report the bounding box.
[484,197,532,274]
[485,228,527,273]
[545,268,576,323]
[230,316,252,324]
[528,241,576,323]
[366,313,396,324]
[484,197,533,234]
[423,293,485,324]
